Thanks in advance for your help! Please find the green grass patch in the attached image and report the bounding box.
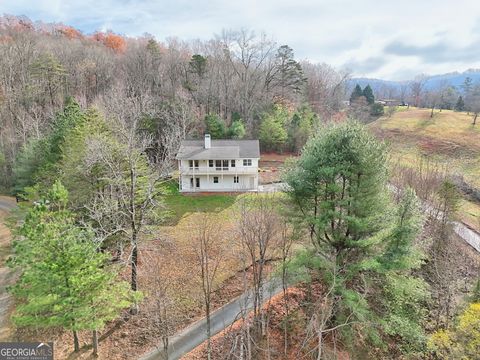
[161,180,238,225]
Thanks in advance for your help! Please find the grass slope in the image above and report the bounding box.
[370,108,480,230]
[370,108,480,185]
[162,180,238,225]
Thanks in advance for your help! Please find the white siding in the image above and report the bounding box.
[179,157,259,192]
[180,174,258,192]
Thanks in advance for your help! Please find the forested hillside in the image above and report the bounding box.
[0,15,347,192]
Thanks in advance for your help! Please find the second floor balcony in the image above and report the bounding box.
[179,165,258,175]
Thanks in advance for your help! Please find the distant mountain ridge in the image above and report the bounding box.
[350,70,480,95]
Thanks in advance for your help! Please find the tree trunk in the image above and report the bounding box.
[92,330,99,357]
[473,113,478,125]
[129,165,139,316]
[317,327,323,360]
[131,238,138,292]
[130,233,139,315]
[206,302,212,360]
[282,267,289,356]
[73,330,80,352]
[430,106,434,118]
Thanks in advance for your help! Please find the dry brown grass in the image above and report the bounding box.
[370,108,480,188]
[370,107,480,231]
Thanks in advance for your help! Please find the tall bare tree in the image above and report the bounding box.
[237,195,280,334]
[191,214,225,360]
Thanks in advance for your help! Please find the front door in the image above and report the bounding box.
[190,177,201,190]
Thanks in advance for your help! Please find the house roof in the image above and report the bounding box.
[176,139,260,160]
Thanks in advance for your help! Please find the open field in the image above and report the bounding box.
[370,108,480,187]
[370,108,480,231]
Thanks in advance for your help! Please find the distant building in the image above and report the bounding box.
[176,134,260,192]
[376,99,402,106]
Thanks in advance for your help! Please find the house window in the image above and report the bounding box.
[209,160,214,167]
[234,176,239,183]
[213,177,219,183]
[215,160,228,170]
[243,159,252,166]
[231,160,236,167]
[189,160,199,168]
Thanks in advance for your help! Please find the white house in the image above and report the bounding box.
[176,134,260,192]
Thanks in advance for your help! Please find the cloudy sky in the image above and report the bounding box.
[1,0,480,80]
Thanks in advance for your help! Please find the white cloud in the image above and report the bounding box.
[1,0,479,80]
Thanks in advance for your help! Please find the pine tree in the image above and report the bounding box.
[455,96,465,111]
[205,114,226,139]
[284,122,389,337]
[189,54,207,78]
[461,77,473,97]
[9,181,138,355]
[349,84,364,103]
[259,105,289,152]
[270,45,306,95]
[363,84,375,104]
[13,98,85,195]
[283,122,427,353]
[288,104,318,152]
[30,53,67,107]
[228,119,246,139]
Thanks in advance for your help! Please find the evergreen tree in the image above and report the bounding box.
[9,181,138,355]
[284,122,427,353]
[30,53,67,107]
[13,98,85,195]
[41,97,86,173]
[363,84,375,104]
[349,84,364,103]
[12,139,47,194]
[270,45,306,95]
[461,77,473,97]
[259,105,289,152]
[57,108,111,207]
[455,96,465,111]
[288,104,318,152]
[378,189,429,353]
[146,39,161,57]
[204,114,226,139]
[228,119,246,139]
[189,54,207,78]
[370,102,384,116]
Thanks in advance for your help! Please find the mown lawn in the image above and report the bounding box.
[162,180,239,225]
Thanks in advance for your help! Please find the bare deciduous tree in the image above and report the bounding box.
[191,214,225,359]
[237,195,280,334]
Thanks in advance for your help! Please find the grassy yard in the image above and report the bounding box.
[370,108,480,231]
[162,180,238,225]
